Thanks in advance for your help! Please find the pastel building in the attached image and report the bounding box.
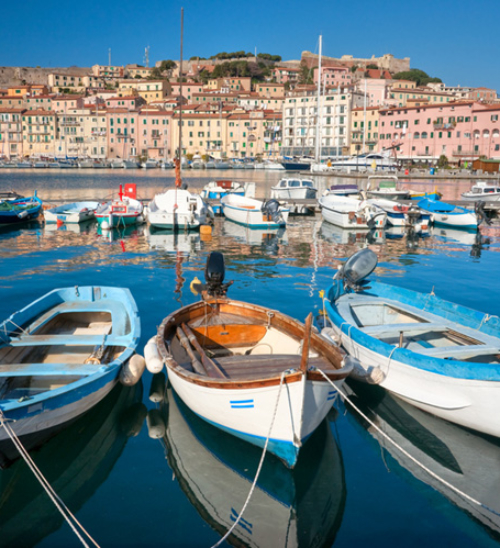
[107,108,139,159]
[226,110,282,158]
[350,106,380,154]
[273,67,301,85]
[314,66,352,89]
[378,101,500,161]
[136,108,172,159]
[0,108,25,158]
[22,109,56,156]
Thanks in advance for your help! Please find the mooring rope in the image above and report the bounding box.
[0,410,101,547]
[316,369,500,519]
[211,371,288,548]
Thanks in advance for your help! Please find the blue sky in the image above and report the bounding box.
[1,0,499,91]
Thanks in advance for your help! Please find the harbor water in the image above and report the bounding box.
[1,169,500,547]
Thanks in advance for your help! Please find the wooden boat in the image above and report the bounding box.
[221,194,289,228]
[367,197,431,232]
[146,188,212,231]
[318,194,387,230]
[0,192,43,225]
[271,178,318,200]
[417,198,478,230]
[366,176,410,201]
[44,201,100,224]
[323,247,500,438]
[160,384,346,546]
[0,285,141,444]
[95,185,144,228]
[152,252,353,468]
[200,180,255,215]
[462,181,500,202]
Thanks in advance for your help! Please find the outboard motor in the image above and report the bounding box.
[262,199,282,223]
[334,248,378,292]
[204,251,233,297]
[475,200,492,226]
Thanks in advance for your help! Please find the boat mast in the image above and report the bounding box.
[314,35,322,163]
[175,7,184,188]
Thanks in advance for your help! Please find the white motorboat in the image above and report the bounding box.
[318,194,387,230]
[200,180,255,215]
[271,178,318,200]
[366,175,410,200]
[462,181,500,202]
[141,159,159,169]
[221,194,289,228]
[146,188,212,231]
[368,198,431,232]
[418,198,478,230]
[123,159,140,169]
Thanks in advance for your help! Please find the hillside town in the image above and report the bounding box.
[0,50,499,168]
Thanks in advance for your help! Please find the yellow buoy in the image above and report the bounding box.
[200,224,212,235]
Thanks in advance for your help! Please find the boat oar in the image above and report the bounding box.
[176,327,205,375]
[181,323,226,379]
[300,312,313,373]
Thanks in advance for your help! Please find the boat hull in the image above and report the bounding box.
[221,195,289,228]
[325,280,500,437]
[44,201,99,224]
[319,196,387,230]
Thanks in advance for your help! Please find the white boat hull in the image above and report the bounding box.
[319,196,387,230]
[167,366,340,459]
[221,195,289,228]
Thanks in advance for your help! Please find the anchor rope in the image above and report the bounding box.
[211,371,287,548]
[0,410,101,548]
[316,369,500,519]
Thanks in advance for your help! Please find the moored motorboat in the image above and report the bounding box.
[271,178,318,200]
[323,247,500,439]
[95,185,144,229]
[221,194,289,228]
[200,180,255,215]
[368,198,430,232]
[366,175,410,201]
[325,184,359,197]
[0,285,141,445]
[44,201,100,224]
[151,252,354,468]
[318,194,387,230]
[462,181,500,202]
[417,198,478,230]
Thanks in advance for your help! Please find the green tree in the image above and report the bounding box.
[366,64,378,69]
[393,69,442,86]
[437,154,448,168]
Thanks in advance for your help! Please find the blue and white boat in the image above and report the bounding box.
[152,252,353,468]
[221,194,289,228]
[323,248,500,438]
[0,286,141,444]
[417,198,478,230]
[44,201,100,224]
[367,197,431,232]
[0,192,43,225]
[200,180,255,215]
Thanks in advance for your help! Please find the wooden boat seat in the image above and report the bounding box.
[418,344,500,359]
[214,353,336,380]
[362,322,447,338]
[0,362,104,377]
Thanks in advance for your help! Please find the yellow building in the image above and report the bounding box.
[389,86,455,107]
[350,106,380,155]
[22,109,57,156]
[118,80,170,103]
[207,77,252,92]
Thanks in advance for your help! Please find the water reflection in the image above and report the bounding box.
[159,386,346,547]
[144,226,201,253]
[345,381,500,539]
[0,382,145,547]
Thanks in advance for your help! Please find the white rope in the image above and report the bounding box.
[0,410,101,548]
[316,369,500,519]
[211,371,287,548]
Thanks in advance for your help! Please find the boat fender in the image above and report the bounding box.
[101,220,110,230]
[17,210,29,219]
[137,214,144,224]
[348,359,385,385]
[119,354,146,386]
[149,372,167,403]
[146,408,166,439]
[119,402,148,437]
[145,336,164,373]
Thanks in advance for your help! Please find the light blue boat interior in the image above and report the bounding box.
[326,279,500,381]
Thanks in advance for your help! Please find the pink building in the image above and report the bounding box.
[107,108,139,159]
[51,96,84,113]
[314,66,352,88]
[137,108,172,159]
[378,101,500,161]
[273,67,300,85]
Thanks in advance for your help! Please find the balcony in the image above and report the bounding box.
[433,121,456,130]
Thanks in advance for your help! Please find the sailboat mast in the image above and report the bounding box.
[178,7,184,179]
[315,35,322,163]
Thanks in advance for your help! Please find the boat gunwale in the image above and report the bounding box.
[157,297,350,389]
